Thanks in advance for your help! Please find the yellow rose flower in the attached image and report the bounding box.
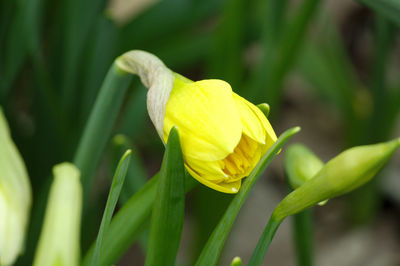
[116,50,277,193]
[163,76,277,193]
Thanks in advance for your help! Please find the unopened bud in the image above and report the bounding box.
[0,107,32,266]
[33,163,82,266]
[274,139,400,221]
[231,256,243,266]
[285,143,324,189]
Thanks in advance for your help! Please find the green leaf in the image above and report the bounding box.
[247,0,319,113]
[73,63,132,200]
[111,135,148,203]
[207,0,248,88]
[117,83,148,141]
[110,135,149,252]
[83,174,159,266]
[82,173,198,266]
[195,126,301,266]
[79,16,119,128]
[119,0,224,53]
[91,149,131,266]
[0,0,43,104]
[357,0,400,26]
[145,127,186,266]
[59,0,106,111]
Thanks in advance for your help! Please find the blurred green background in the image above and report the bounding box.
[1,0,400,265]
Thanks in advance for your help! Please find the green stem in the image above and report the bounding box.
[293,209,313,266]
[247,0,319,114]
[73,63,132,200]
[195,127,300,266]
[248,216,282,266]
[264,0,319,113]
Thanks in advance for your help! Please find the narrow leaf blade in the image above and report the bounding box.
[91,149,132,266]
[195,126,301,266]
[358,0,400,26]
[145,127,186,266]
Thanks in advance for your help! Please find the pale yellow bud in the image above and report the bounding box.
[0,108,32,266]
[33,163,82,266]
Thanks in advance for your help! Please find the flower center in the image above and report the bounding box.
[220,134,259,181]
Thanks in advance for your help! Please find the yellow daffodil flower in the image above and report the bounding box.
[163,76,276,193]
[116,50,277,193]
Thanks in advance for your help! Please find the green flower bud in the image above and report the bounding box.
[231,256,243,266]
[285,143,328,206]
[285,143,324,189]
[274,139,400,221]
[0,108,32,266]
[33,163,82,266]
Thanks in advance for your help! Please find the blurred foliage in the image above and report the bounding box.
[0,0,399,265]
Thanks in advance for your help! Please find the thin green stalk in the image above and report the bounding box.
[248,0,319,113]
[195,127,300,266]
[207,0,248,88]
[261,0,289,45]
[263,0,319,113]
[347,15,394,225]
[248,216,282,266]
[357,0,400,26]
[293,209,313,266]
[244,0,288,99]
[73,63,132,200]
[368,14,393,141]
[91,150,131,266]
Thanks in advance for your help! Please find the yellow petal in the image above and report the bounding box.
[185,156,228,182]
[185,165,241,194]
[232,94,265,144]
[164,79,242,161]
[234,94,277,146]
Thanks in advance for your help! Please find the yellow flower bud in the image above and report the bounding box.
[274,139,400,221]
[0,108,32,266]
[163,77,277,193]
[33,163,82,266]
[116,50,277,193]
